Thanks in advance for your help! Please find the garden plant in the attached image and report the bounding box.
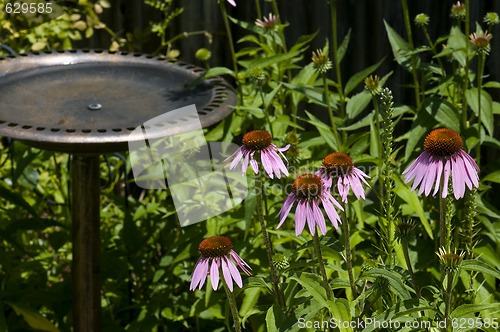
[1,0,500,331]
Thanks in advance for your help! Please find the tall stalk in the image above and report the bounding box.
[342,207,357,299]
[329,0,345,119]
[218,0,242,103]
[313,232,334,301]
[222,278,242,332]
[401,0,421,109]
[254,174,285,308]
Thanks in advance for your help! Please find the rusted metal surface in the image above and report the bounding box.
[0,50,236,153]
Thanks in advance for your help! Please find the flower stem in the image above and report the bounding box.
[322,73,338,139]
[444,271,454,332]
[218,0,242,104]
[329,0,345,119]
[476,52,485,168]
[313,231,334,301]
[342,206,357,299]
[254,174,284,308]
[401,0,421,109]
[402,239,420,297]
[259,86,274,137]
[222,277,242,332]
[439,195,447,251]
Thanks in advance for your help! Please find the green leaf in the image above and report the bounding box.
[329,299,353,332]
[403,110,435,162]
[304,111,339,150]
[362,268,411,300]
[483,81,500,89]
[394,174,434,239]
[422,97,461,133]
[450,303,500,319]
[384,21,412,71]
[346,90,372,119]
[465,88,494,136]
[447,26,468,67]
[248,50,302,70]
[0,184,38,216]
[337,29,351,64]
[461,259,500,279]
[289,272,328,307]
[282,83,337,109]
[482,170,500,183]
[6,302,59,332]
[339,112,374,131]
[344,58,384,95]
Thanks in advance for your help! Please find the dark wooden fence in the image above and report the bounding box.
[84,0,500,106]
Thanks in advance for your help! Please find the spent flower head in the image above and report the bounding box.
[450,1,466,21]
[484,12,500,26]
[226,130,290,179]
[395,219,417,242]
[316,152,370,203]
[190,236,251,291]
[414,13,430,27]
[364,75,382,96]
[255,13,278,31]
[312,49,333,74]
[277,174,343,236]
[436,247,465,273]
[403,128,479,200]
[470,31,493,54]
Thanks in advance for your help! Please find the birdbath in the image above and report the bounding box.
[0,50,236,331]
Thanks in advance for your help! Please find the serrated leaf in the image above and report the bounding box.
[344,58,384,95]
[304,111,339,150]
[337,29,351,64]
[461,259,500,279]
[422,97,460,133]
[289,272,328,307]
[362,268,411,300]
[465,88,494,136]
[450,303,500,319]
[384,21,412,71]
[346,91,372,119]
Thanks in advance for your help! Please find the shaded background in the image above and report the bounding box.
[81,0,500,106]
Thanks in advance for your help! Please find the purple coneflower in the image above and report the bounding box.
[403,128,479,199]
[316,152,370,203]
[190,236,251,292]
[277,174,343,236]
[226,130,290,179]
[255,13,278,31]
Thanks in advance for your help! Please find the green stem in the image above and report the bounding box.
[254,0,262,19]
[342,206,357,299]
[259,87,274,137]
[218,0,242,104]
[444,271,454,332]
[222,277,242,332]
[402,239,420,297]
[439,195,447,251]
[255,174,284,308]
[421,27,445,74]
[313,231,334,301]
[476,53,485,168]
[329,0,345,120]
[461,0,471,130]
[322,73,339,144]
[401,0,421,109]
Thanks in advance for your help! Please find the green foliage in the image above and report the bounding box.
[0,1,499,331]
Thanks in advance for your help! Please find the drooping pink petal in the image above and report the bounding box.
[432,159,444,196]
[210,258,220,290]
[451,155,466,199]
[312,200,327,235]
[226,257,243,288]
[227,0,236,6]
[295,200,307,236]
[322,197,341,229]
[278,193,296,228]
[442,159,451,198]
[190,257,209,290]
[230,250,252,275]
[305,201,317,235]
[221,259,234,291]
[250,158,259,174]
